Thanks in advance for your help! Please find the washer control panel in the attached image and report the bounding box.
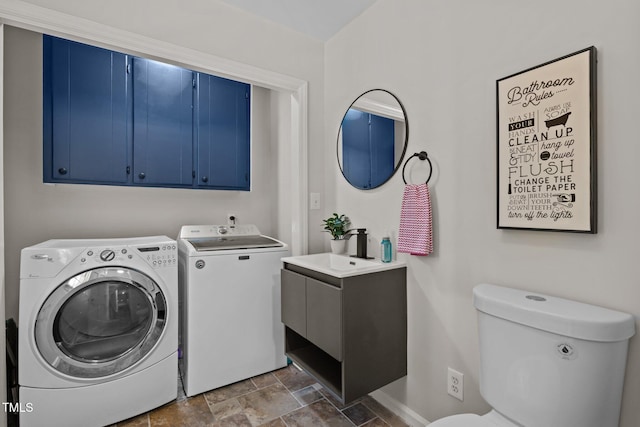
[79,243,177,269]
[179,224,262,239]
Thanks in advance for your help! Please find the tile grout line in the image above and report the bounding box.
[199,371,290,425]
[149,367,397,427]
[359,400,393,427]
[251,373,300,427]
[207,368,314,426]
[174,366,396,427]
[268,366,358,426]
[274,368,381,427]
[323,397,358,427]
[280,415,292,427]
[293,385,365,427]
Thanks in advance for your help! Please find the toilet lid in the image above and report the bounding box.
[430,414,493,427]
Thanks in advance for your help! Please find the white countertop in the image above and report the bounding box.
[281,252,406,278]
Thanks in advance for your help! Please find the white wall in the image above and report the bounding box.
[3,0,326,322]
[5,0,639,424]
[325,0,640,425]
[13,0,327,253]
[1,26,264,320]
[0,23,6,427]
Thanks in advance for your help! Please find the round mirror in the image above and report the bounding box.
[337,89,408,190]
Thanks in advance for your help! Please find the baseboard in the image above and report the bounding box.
[369,389,430,427]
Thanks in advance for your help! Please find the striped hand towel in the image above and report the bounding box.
[397,183,433,256]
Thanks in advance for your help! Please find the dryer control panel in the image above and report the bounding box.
[21,236,178,278]
[137,244,178,268]
[78,243,177,269]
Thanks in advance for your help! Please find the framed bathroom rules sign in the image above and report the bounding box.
[496,47,597,233]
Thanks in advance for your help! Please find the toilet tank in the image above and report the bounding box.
[473,284,635,427]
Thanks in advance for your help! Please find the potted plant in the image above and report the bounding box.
[322,213,351,254]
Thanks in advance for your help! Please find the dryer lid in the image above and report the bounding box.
[179,224,284,251]
[187,235,283,251]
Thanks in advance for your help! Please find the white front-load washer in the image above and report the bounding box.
[19,236,178,427]
[178,224,290,397]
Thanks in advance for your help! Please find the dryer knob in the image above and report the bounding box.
[100,250,116,262]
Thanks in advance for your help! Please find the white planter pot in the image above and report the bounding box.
[330,239,347,254]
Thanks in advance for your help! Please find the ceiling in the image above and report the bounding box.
[219,0,378,41]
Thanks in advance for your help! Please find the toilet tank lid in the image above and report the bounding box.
[473,284,635,342]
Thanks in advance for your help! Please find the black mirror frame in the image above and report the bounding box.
[336,89,409,190]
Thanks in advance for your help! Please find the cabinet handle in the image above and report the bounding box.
[58,167,68,175]
[201,176,208,183]
[138,172,146,179]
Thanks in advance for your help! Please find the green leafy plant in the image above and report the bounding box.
[322,213,351,240]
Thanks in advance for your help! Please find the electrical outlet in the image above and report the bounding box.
[447,367,464,401]
[227,213,237,225]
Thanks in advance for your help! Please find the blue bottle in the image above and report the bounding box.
[381,237,392,263]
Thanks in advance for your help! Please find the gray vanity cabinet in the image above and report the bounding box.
[281,263,407,404]
[306,278,342,361]
[282,271,342,361]
[281,270,306,336]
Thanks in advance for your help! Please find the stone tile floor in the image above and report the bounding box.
[113,364,409,427]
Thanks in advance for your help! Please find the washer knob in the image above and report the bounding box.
[218,226,228,235]
[100,250,116,262]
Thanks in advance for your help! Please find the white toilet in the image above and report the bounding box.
[431,283,635,427]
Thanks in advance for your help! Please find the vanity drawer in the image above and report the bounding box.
[306,278,342,361]
[281,269,343,361]
[281,269,306,336]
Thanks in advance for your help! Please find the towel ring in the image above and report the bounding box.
[402,151,432,185]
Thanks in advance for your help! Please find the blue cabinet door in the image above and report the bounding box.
[44,36,129,184]
[45,35,251,191]
[341,109,395,189]
[369,114,395,188]
[341,108,372,189]
[196,74,250,190]
[132,58,194,186]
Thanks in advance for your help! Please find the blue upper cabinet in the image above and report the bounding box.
[132,58,194,186]
[43,36,129,184]
[43,35,250,190]
[196,74,250,190]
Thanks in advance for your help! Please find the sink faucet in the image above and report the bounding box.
[345,228,368,259]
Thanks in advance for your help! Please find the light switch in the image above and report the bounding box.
[310,193,321,210]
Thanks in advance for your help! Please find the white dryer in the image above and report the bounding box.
[19,236,178,427]
[178,225,289,397]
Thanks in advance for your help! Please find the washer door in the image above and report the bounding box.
[34,267,167,378]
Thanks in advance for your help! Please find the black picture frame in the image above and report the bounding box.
[496,47,597,233]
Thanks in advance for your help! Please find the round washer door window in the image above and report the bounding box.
[35,267,167,378]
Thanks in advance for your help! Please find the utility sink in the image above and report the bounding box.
[281,253,405,278]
